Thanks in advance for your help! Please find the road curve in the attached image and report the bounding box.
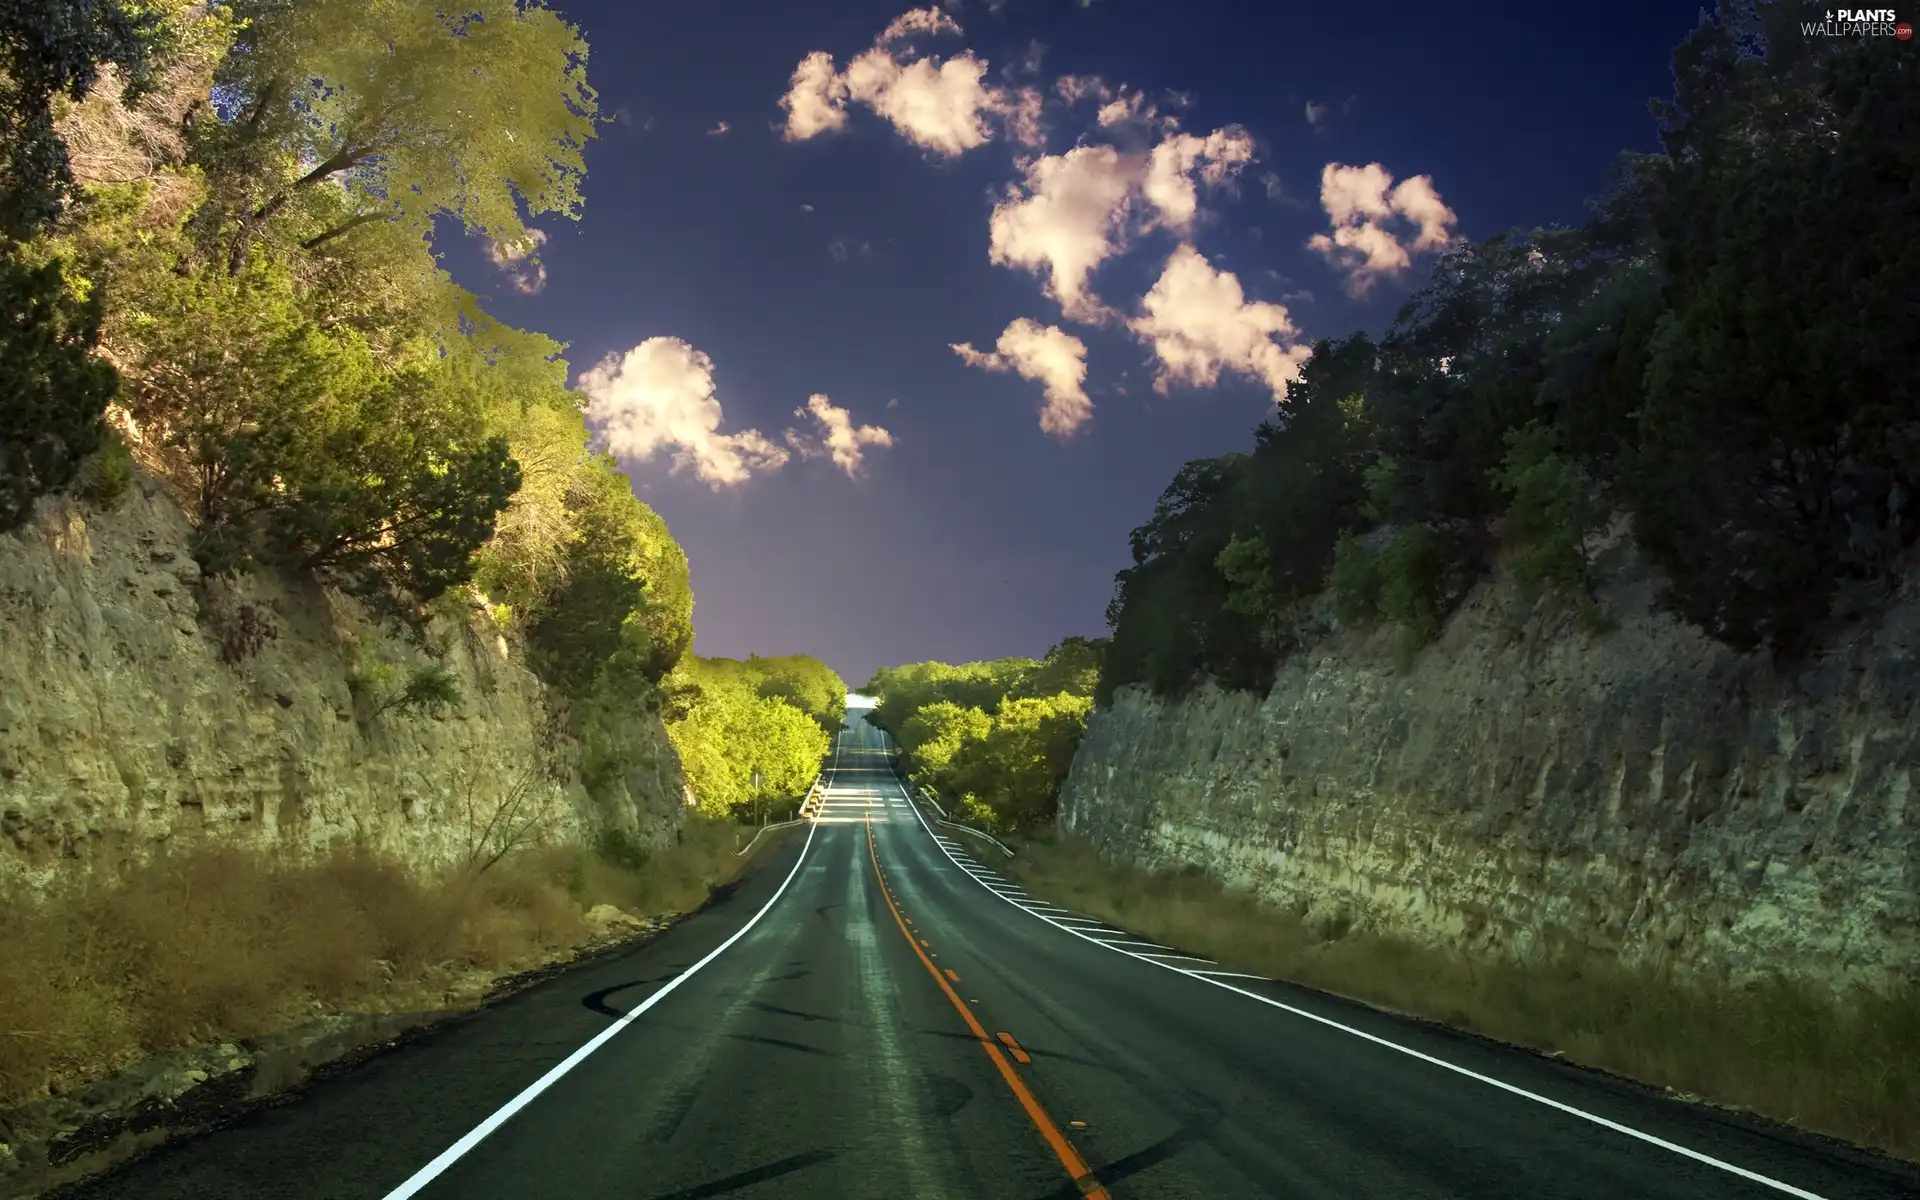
[53,710,1920,1200]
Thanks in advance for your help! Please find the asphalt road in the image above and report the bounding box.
[55,709,1920,1200]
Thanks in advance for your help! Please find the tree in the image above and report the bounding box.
[1627,21,1918,653]
[1492,422,1610,599]
[0,242,117,530]
[203,0,598,271]
[947,694,1093,830]
[0,0,164,236]
[899,700,992,782]
[1009,637,1106,701]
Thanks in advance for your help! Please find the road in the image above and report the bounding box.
[55,708,1920,1200]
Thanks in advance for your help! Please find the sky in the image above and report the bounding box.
[454,0,1701,686]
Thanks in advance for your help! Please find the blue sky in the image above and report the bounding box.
[458,0,1697,685]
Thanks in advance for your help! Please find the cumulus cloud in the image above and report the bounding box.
[779,51,850,141]
[785,394,895,477]
[1304,99,1330,131]
[482,228,548,294]
[951,318,1092,437]
[579,338,790,488]
[707,120,731,136]
[988,145,1136,322]
[1306,161,1458,295]
[987,124,1255,320]
[1129,245,1311,405]
[777,7,1041,155]
[1141,125,1253,234]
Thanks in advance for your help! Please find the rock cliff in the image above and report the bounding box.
[1062,550,1919,989]
[0,475,687,889]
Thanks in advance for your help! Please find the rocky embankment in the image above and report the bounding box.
[0,475,686,889]
[1063,551,1919,989]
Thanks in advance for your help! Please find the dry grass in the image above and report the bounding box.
[1010,832,1920,1162]
[0,818,745,1112]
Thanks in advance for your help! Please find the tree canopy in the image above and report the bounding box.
[866,638,1106,831]
[1100,1,1918,699]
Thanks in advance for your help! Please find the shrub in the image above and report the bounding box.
[73,422,132,509]
[0,243,116,531]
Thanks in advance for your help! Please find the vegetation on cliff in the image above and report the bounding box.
[1101,1,1919,702]
[863,638,1105,831]
[0,0,834,820]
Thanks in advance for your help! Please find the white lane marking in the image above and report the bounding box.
[1093,939,1180,952]
[1136,952,1218,965]
[890,767,1830,1200]
[1190,970,1272,981]
[381,820,823,1199]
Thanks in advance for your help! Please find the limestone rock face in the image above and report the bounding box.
[1062,559,1920,989]
[0,479,687,888]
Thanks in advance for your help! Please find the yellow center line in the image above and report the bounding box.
[865,820,1110,1200]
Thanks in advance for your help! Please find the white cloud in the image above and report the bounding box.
[785,394,894,477]
[777,9,1039,156]
[579,338,790,488]
[707,120,731,136]
[1129,245,1311,405]
[987,145,1136,322]
[886,397,900,408]
[1054,73,1110,105]
[1306,161,1458,295]
[482,228,549,294]
[1304,99,1330,130]
[951,318,1092,437]
[779,51,850,141]
[878,5,961,44]
[987,125,1255,320]
[1141,125,1253,234]
[799,203,815,213]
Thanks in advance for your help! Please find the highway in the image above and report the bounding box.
[55,706,1920,1199]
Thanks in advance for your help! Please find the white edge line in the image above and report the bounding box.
[888,763,1830,1200]
[381,819,822,1200]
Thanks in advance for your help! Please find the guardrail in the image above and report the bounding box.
[734,774,827,858]
[910,784,1014,858]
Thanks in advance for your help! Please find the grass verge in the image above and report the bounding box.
[0,818,744,1114]
[1007,830,1920,1163]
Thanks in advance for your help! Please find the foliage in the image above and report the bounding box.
[898,701,993,777]
[864,657,1038,737]
[0,0,164,236]
[1624,16,1919,655]
[663,662,829,821]
[1101,0,1917,693]
[946,693,1093,831]
[1492,422,1610,597]
[345,634,461,723]
[73,424,133,509]
[0,240,116,531]
[866,640,1102,831]
[695,653,848,735]
[200,0,598,272]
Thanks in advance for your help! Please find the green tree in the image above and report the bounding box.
[1492,422,1610,599]
[204,0,597,271]
[948,693,1093,830]
[0,242,117,530]
[0,0,164,236]
[1627,18,1918,653]
[898,700,992,783]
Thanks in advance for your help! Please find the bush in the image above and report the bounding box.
[345,633,461,723]
[1493,421,1609,598]
[73,421,132,509]
[0,243,116,531]
[1328,531,1382,625]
